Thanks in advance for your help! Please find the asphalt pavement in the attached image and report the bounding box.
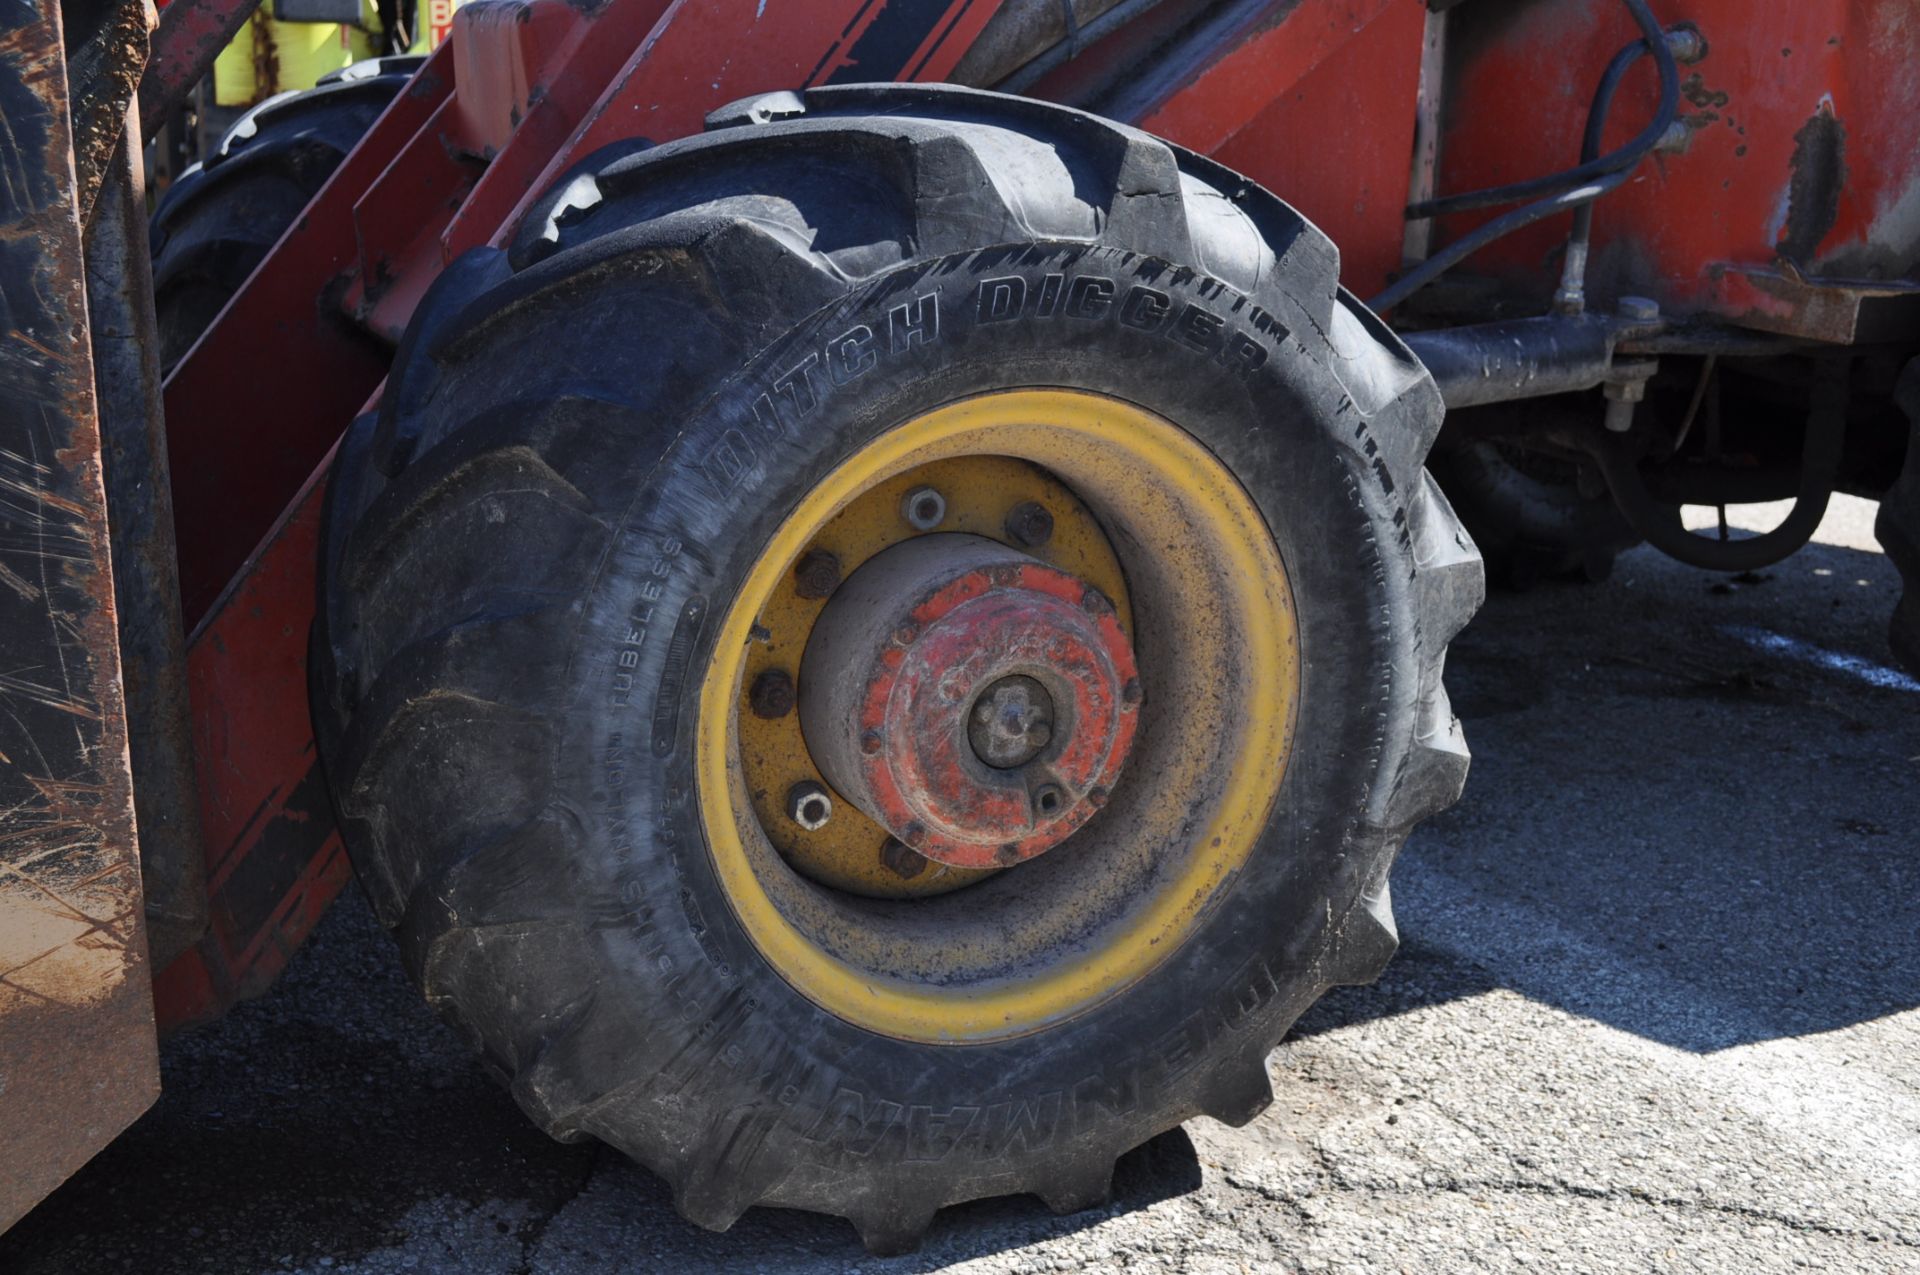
[3,495,1915,1274]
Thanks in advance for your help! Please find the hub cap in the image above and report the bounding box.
[800,535,1139,869]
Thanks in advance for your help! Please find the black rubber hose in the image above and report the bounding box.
[1371,165,1634,313]
[1589,361,1848,572]
[1373,1,1681,314]
[1406,0,1679,219]
[1561,37,1657,299]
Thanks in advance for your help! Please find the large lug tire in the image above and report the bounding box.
[1879,357,1920,672]
[147,56,423,371]
[312,83,1484,1253]
[1428,437,1639,588]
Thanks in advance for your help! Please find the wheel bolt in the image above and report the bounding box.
[787,781,833,830]
[1004,500,1054,548]
[794,549,841,599]
[748,667,795,718]
[902,486,946,531]
[879,837,928,879]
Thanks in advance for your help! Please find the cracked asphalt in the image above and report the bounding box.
[3,494,1915,1274]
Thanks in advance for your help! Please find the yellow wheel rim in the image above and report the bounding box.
[734,454,1132,899]
[696,389,1300,1042]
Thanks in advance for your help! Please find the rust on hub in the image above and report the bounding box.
[799,535,1138,871]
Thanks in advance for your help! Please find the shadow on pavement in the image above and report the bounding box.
[0,883,1201,1273]
[1296,538,1919,1055]
[3,537,1912,1272]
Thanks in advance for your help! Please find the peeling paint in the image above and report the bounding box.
[1778,97,1848,266]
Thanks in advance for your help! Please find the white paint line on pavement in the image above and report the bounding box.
[1722,625,1920,694]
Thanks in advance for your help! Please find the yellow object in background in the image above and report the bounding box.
[211,0,466,107]
[213,0,378,106]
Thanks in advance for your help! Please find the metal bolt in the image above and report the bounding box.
[1655,119,1694,155]
[1617,295,1661,322]
[1603,356,1659,432]
[787,781,833,831]
[902,487,946,531]
[748,668,795,718]
[880,837,928,879]
[1032,784,1066,820]
[794,548,841,599]
[967,675,1056,770]
[1004,500,1055,548]
[1665,26,1706,63]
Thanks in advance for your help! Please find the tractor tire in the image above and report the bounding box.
[1429,438,1638,588]
[148,56,422,371]
[1878,357,1920,672]
[311,84,1483,1253]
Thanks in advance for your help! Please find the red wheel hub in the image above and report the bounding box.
[799,535,1139,869]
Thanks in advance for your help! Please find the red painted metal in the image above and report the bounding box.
[153,467,349,1031]
[439,0,674,258]
[1200,0,1427,299]
[161,51,454,623]
[1129,0,1401,154]
[1027,0,1428,298]
[1433,0,1920,333]
[493,0,1004,253]
[811,550,1138,870]
[139,0,264,136]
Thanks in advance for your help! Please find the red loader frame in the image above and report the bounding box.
[127,0,1920,1032]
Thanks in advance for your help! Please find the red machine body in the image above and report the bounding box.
[146,0,1918,1030]
[1438,0,1920,342]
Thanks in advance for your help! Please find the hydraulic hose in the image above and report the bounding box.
[1557,28,1702,311]
[1374,0,1682,313]
[1405,0,1681,220]
[1590,361,1848,572]
[1372,168,1634,313]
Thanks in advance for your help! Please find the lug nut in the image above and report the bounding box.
[787,781,833,830]
[794,549,841,599]
[748,668,795,718]
[1004,500,1054,548]
[902,486,946,531]
[879,837,928,879]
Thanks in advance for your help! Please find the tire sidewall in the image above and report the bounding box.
[554,244,1414,1201]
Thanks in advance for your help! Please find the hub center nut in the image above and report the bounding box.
[968,675,1054,769]
[798,534,1139,870]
